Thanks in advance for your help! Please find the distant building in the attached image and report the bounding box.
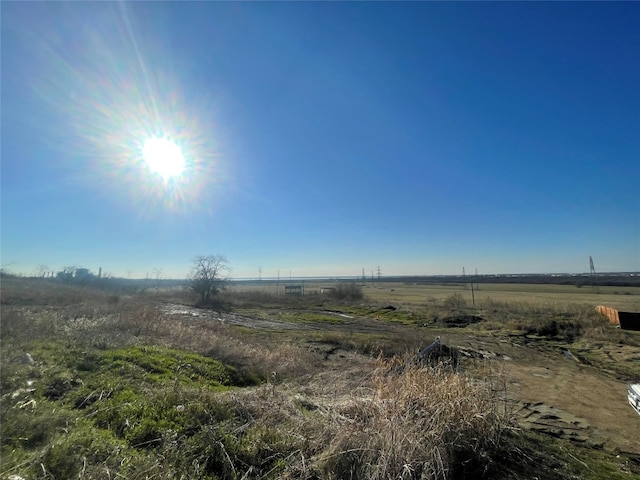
[56,267,96,282]
[74,268,91,280]
[285,285,303,295]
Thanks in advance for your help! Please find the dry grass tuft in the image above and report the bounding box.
[318,359,513,479]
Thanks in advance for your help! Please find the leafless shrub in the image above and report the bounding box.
[329,282,364,302]
[189,255,230,306]
[443,292,467,310]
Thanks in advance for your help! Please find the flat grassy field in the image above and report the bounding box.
[230,280,640,311]
[364,282,640,310]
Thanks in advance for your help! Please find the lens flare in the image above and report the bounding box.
[142,137,185,181]
[13,2,231,218]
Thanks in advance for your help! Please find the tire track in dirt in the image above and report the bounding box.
[161,304,313,330]
[161,304,405,335]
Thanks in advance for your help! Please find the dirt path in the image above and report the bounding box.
[449,332,640,455]
[505,348,639,454]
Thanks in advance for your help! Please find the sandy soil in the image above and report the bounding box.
[449,332,640,455]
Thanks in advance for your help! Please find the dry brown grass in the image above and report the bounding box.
[360,281,640,312]
[1,291,320,385]
[3,278,638,479]
[316,359,513,480]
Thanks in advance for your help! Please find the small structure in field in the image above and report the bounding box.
[285,285,303,295]
[595,306,640,331]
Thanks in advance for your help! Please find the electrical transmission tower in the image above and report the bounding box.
[377,266,381,281]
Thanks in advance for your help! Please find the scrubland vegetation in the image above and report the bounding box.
[1,277,639,479]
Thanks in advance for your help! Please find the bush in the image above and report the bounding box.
[444,292,467,309]
[329,282,364,301]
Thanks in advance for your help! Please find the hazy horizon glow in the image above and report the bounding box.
[2,2,639,280]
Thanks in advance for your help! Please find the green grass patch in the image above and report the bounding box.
[1,342,268,479]
[101,345,238,387]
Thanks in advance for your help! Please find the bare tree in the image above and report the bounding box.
[36,264,50,278]
[57,266,76,282]
[189,255,230,305]
[330,282,364,301]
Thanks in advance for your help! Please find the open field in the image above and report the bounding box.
[230,280,640,311]
[366,282,640,310]
[2,277,639,479]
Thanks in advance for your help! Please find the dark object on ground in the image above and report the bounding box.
[45,377,81,400]
[441,315,483,328]
[595,306,640,331]
[619,311,640,331]
[414,336,460,371]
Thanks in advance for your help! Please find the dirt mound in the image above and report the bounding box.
[440,314,483,327]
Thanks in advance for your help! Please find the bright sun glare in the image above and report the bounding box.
[142,137,185,180]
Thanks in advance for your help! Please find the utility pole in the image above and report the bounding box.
[589,256,598,292]
[470,268,475,306]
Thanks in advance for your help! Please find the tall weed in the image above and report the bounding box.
[319,359,513,479]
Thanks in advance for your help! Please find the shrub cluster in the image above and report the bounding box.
[328,282,364,302]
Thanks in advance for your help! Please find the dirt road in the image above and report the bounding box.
[449,332,640,455]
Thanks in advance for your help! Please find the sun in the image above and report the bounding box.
[142,137,185,180]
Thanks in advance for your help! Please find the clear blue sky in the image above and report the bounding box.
[2,2,639,279]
